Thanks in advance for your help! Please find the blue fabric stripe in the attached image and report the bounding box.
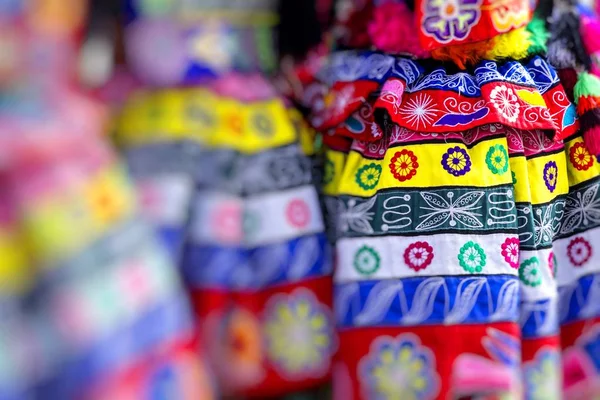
[181,233,332,290]
[335,276,520,328]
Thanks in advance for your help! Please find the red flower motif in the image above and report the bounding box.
[403,241,434,271]
[500,237,520,269]
[389,149,419,182]
[567,237,593,267]
[286,199,311,228]
[569,142,594,171]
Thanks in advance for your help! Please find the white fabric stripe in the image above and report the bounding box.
[190,185,324,247]
[518,248,557,302]
[556,225,600,288]
[335,233,519,284]
[136,174,194,226]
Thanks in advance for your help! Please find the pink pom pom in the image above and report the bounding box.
[367,2,430,58]
[581,16,600,55]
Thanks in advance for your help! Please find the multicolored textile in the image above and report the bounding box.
[295,0,600,394]
[123,0,279,86]
[115,77,335,398]
[0,87,213,399]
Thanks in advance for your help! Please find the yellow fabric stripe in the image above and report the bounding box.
[323,149,347,196]
[565,137,600,187]
[525,153,569,204]
[338,138,513,197]
[21,165,136,267]
[0,228,32,295]
[510,153,569,205]
[115,88,296,154]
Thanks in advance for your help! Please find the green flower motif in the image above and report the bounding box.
[323,159,335,185]
[512,171,517,185]
[458,242,487,273]
[520,257,542,287]
[355,163,382,191]
[243,212,260,236]
[353,246,381,275]
[485,145,509,175]
[252,113,274,137]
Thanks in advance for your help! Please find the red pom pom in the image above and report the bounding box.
[584,125,600,156]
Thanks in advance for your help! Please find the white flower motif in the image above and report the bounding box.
[503,241,519,266]
[490,85,520,123]
[399,93,439,129]
[462,247,484,269]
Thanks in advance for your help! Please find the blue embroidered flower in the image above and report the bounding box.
[441,146,472,176]
[359,334,440,400]
[543,161,558,193]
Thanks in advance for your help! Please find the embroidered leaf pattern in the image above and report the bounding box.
[401,278,446,325]
[490,279,520,322]
[417,191,485,231]
[579,275,600,319]
[354,281,405,326]
[253,243,289,287]
[537,298,558,336]
[446,278,487,324]
[339,196,377,234]
[558,284,577,323]
[561,183,600,235]
[287,236,320,281]
[334,283,360,323]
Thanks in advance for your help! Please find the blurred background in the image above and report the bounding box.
[0,0,336,399]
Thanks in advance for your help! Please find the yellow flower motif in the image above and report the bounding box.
[360,334,440,400]
[85,167,134,229]
[264,290,333,378]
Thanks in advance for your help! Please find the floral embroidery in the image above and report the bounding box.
[490,85,520,123]
[399,93,439,129]
[421,0,483,44]
[323,159,335,185]
[252,113,274,137]
[567,237,593,267]
[354,245,381,275]
[441,146,472,176]
[519,257,542,287]
[569,142,594,171]
[512,171,517,185]
[524,349,561,400]
[264,289,333,378]
[404,241,434,271]
[86,171,131,226]
[212,202,242,242]
[500,237,519,269]
[548,252,556,278]
[286,199,311,228]
[390,149,419,182]
[543,161,558,193]
[458,241,487,273]
[485,145,509,175]
[356,163,383,190]
[359,334,440,400]
[224,308,264,385]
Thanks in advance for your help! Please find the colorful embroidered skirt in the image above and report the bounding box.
[0,89,213,399]
[308,50,600,398]
[115,76,335,397]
